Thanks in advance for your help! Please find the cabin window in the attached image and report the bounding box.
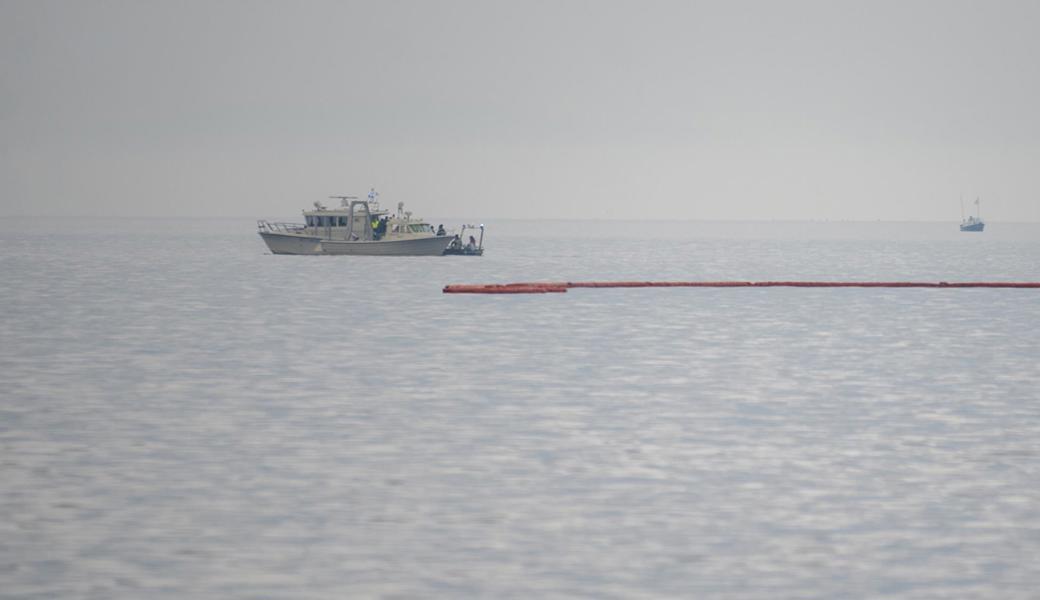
[338,217,347,227]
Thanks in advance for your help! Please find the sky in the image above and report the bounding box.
[2,0,1038,221]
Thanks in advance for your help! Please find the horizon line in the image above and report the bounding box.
[1,214,1038,225]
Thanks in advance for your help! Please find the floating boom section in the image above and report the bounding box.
[443,283,568,294]
[443,281,1040,294]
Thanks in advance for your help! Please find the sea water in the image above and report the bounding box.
[2,218,1039,598]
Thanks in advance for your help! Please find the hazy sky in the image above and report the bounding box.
[2,0,1038,221]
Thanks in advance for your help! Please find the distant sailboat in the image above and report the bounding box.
[960,197,985,232]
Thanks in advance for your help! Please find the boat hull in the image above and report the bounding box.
[259,231,323,255]
[260,230,451,253]
[320,235,452,256]
[259,231,452,256]
[960,222,985,232]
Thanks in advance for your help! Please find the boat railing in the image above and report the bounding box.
[258,220,307,234]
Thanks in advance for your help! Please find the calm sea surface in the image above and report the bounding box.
[2,218,1039,599]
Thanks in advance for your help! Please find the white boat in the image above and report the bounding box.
[960,197,985,232]
[258,190,458,256]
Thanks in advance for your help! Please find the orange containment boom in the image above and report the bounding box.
[442,283,569,294]
[442,281,1040,294]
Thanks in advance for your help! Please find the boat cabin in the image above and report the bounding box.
[299,198,436,241]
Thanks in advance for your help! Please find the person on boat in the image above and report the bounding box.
[371,217,379,240]
[465,235,477,252]
[436,224,446,236]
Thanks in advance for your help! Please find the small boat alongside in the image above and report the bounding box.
[442,224,485,256]
[258,189,481,256]
[960,197,985,232]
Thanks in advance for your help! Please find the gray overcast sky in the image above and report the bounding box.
[2,0,1038,221]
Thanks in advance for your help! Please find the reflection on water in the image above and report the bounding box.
[2,218,1039,598]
